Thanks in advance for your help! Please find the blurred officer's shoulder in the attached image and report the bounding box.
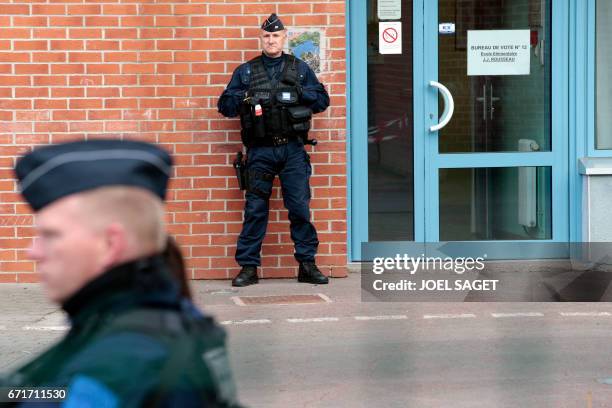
[61,301,237,406]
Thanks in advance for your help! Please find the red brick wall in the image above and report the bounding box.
[0,0,348,282]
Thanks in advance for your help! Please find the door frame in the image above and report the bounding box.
[348,0,570,261]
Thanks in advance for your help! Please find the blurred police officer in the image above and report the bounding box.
[218,13,330,287]
[1,140,241,407]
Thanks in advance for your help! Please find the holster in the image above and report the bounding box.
[232,151,247,190]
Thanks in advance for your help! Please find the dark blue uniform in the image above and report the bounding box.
[218,53,330,267]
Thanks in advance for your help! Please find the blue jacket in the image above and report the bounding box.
[218,53,330,118]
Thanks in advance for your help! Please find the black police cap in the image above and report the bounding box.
[261,13,285,32]
[15,139,172,211]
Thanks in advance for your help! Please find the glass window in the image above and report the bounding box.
[438,0,551,153]
[439,167,552,240]
[367,0,414,241]
[596,0,612,149]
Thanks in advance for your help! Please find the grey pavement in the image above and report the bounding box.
[0,273,611,407]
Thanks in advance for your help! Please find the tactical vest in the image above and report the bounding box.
[239,54,312,146]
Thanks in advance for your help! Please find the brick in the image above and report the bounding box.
[104,75,138,85]
[86,87,119,97]
[69,52,102,62]
[139,4,172,15]
[69,99,102,109]
[3,5,29,15]
[14,41,48,51]
[293,15,328,26]
[49,17,83,27]
[104,28,137,39]
[174,51,207,62]
[242,4,276,14]
[102,5,138,15]
[33,52,69,64]
[86,40,119,50]
[68,75,101,86]
[50,40,84,50]
[51,63,83,74]
[139,28,173,39]
[157,40,190,50]
[192,269,229,280]
[86,63,119,74]
[225,16,260,26]
[209,28,241,38]
[175,28,206,38]
[0,274,17,283]
[155,16,189,27]
[88,110,121,120]
[139,52,173,63]
[32,4,65,15]
[104,98,138,109]
[0,76,30,86]
[279,4,312,14]
[121,40,154,50]
[17,274,40,283]
[174,4,206,15]
[68,5,101,15]
[15,64,49,75]
[53,110,86,120]
[104,52,138,62]
[85,16,118,27]
[121,16,155,27]
[313,3,345,13]
[209,4,241,15]
[0,29,30,39]
[0,53,29,62]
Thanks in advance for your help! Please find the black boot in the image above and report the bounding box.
[232,266,259,287]
[298,262,329,284]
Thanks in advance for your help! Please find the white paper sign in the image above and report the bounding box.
[467,30,531,76]
[379,22,402,55]
[378,0,401,20]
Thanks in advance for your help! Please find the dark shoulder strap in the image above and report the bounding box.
[248,55,270,90]
[95,309,183,339]
[281,54,298,86]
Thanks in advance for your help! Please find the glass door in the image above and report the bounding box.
[423,0,568,245]
[348,0,569,260]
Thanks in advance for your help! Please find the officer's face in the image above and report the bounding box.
[260,29,286,58]
[29,195,111,304]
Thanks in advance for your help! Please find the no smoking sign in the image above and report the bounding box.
[379,22,402,54]
[382,27,398,43]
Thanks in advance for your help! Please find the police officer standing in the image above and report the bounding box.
[1,140,241,407]
[218,14,330,287]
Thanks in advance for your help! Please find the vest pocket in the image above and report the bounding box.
[287,106,312,132]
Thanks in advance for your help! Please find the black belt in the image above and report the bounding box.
[251,134,297,147]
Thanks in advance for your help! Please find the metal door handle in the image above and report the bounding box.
[490,84,500,120]
[476,84,486,121]
[429,81,454,132]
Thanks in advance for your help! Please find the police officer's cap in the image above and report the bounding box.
[261,13,285,32]
[15,139,172,211]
